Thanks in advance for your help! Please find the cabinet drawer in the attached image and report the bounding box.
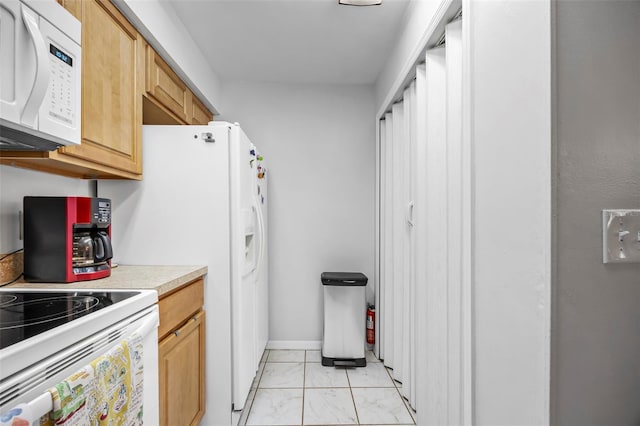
[158,278,204,338]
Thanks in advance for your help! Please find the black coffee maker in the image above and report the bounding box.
[23,196,113,282]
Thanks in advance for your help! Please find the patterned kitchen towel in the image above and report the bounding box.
[47,365,95,426]
[1,402,38,426]
[48,332,144,426]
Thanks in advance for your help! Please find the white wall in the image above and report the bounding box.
[469,0,551,424]
[374,0,442,112]
[218,81,375,344]
[0,166,92,253]
[115,0,221,114]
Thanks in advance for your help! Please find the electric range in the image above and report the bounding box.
[0,288,157,380]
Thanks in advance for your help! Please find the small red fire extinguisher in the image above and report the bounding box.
[366,305,375,345]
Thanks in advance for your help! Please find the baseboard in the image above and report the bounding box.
[266,340,322,350]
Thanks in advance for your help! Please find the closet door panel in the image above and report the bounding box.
[407,80,419,409]
[423,47,448,425]
[378,118,387,360]
[383,112,395,368]
[391,101,405,382]
[445,19,464,425]
[401,83,416,405]
[414,63,429,417]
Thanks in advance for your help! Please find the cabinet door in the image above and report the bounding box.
[146,47,189,123]
[159,310,206,426]
[190,93,213,125]
[59,0,143,175]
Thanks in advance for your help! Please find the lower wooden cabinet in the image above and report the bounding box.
[158,279,206,426]
[159,310,205,426]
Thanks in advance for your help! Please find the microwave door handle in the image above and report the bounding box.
[20,4,50,128]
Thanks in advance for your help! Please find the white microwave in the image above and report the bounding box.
[0,0,81,151]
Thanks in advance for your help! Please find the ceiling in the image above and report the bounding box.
[169,0,410,85]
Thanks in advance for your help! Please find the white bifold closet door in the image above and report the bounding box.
[415,19,465,424]
[377,17,464,422]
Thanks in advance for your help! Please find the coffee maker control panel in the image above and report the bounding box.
[93,198,111,225]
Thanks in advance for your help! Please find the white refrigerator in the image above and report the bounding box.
[98,122,268,425]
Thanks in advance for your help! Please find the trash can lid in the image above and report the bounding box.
[321,272,368,286]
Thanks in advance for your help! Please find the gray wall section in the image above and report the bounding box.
[553,1,640,424]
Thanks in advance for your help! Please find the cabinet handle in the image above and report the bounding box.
[173,313,200,337]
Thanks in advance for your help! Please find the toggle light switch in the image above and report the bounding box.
[602,209,640,263]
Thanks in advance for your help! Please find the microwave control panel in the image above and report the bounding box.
[48,42,75,126]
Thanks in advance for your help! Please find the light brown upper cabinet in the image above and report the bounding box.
[143,44,213,126]
[145,45,189,124]
[190,93,212,125]
[0,0,144,180]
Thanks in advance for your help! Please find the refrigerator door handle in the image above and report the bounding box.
[255,197,265,276]
[246,206,259,276]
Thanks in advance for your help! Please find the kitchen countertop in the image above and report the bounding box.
[8,264,207,297]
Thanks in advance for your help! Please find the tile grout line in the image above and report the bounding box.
[383,364,416,426]
[301,350,308,426]
[345,367,361,425]
[242,349,269,426]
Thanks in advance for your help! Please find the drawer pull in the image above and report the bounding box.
[173,314,200,337]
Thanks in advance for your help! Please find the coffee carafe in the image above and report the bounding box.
[72,230,113,267]
[24,197,114,282]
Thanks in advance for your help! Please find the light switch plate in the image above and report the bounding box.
[603,209,640,263]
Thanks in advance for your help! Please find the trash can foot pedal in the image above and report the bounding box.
[321,356,366,368]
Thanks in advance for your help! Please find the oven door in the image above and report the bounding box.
[0,305,159,424]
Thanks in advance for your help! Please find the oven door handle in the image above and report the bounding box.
[1,392,53,425]
[130,309,159,339]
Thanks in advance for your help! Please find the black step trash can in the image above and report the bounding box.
[321,272,368,367]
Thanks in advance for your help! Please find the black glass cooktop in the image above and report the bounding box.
[0,291,139,350]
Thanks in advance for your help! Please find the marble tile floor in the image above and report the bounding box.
[235,349,416,426]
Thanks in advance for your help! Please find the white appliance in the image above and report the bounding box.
[99,122,269,425]
[0,289,159,424]
[0,0,81,151]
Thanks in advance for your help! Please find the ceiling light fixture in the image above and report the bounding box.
[338,0,382,6]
